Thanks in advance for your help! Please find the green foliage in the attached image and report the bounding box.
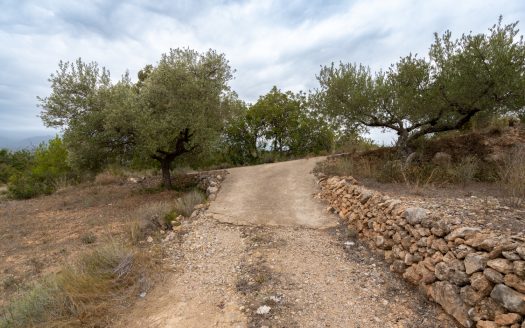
[224,86,334,164]
[6,136,73,199]
[316,17,525,153]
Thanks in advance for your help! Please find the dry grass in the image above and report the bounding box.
[499,145,525,207]
[173,190,206,217]
[128,201,173,244]
[0,242,154,328]
[94,171,123,185]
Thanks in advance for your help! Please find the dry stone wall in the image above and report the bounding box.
[318,175,525,328]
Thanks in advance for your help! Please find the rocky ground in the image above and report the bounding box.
[117,158,460,327]
[117,213,458,327]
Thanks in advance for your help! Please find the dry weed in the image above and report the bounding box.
[499,145,525,207]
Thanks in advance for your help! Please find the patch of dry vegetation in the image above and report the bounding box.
[498,145,525,207]
[0,176,200,327]
[0,243,156,328]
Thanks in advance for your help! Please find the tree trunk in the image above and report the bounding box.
[395,130,411,158]
[161,159,172,189]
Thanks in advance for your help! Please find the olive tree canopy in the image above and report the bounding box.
[316,18,525,154]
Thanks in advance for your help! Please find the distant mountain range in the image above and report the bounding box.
[0,135,54,150]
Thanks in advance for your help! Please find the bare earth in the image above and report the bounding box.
[117,158,459,328]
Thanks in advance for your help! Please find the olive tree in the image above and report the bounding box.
[39,48,235,188]
[316,18,525,155]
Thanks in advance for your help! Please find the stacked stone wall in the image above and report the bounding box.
[318,176,525,328]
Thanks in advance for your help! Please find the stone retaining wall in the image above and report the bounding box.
[318,175,525,328]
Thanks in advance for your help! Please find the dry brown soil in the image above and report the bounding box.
[118,158,459,327]
[0,179,179,308]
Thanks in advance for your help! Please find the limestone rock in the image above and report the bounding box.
[460,285,484,306]
[470,272,494,296]
[515,261,525,279]
[455,244,474,259]
[431,221,450,237]
[476,321,497,328]
[504,274,525,293]
[484,268,504,284]
[402,207,427,225]
[446,227,481,241]
[487,258,514,274]
[430,281,473,327]
[464,253,488,274]
[494,312,522,325]
[503,251,522,261]
[469,297,506,322]
[517,245,525,260]
[390,260,406,274]
[490,284,525,314]
[206,186,219,196]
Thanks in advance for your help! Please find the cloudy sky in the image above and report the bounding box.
[1,0,524,143]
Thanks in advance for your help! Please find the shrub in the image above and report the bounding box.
[174,190,206,217]
[7,173,50,199]
[451,155,479,184]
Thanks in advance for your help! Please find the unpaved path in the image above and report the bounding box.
[117,158,459,328]
[208,158,334,228]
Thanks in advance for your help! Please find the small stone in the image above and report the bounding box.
[256,305,271,315]
[487,258,514,274]
[139,292,147,298]
[470,272,493,296]
[484,268,504,284]
[446,227,481,241]
[515,261,525,278]
[464,253,488,274]
[476,321,498,328]
[517,246,525,260]
[402,207,427,225]
[146,236,153,243]
[460,285,484,306]
[490,284,525,314]
[503,251,522,261]
[494,312,522,325]
[504,274,525,293]
[390,260,406,274]
[431,221,450,237]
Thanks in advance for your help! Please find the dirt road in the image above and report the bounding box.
[118,158,458,328]
[208,157,334,228]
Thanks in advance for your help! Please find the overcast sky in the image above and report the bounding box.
[1,0,524,143]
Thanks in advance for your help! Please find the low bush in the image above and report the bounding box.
[174,190,206,217]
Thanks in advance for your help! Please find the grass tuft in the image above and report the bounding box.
[173,190,206,217]
[0,243,152,328]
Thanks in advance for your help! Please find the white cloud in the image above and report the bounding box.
[0,0,524,144]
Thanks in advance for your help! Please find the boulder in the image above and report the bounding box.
[490,284,525,314]
[430,281,473,327]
